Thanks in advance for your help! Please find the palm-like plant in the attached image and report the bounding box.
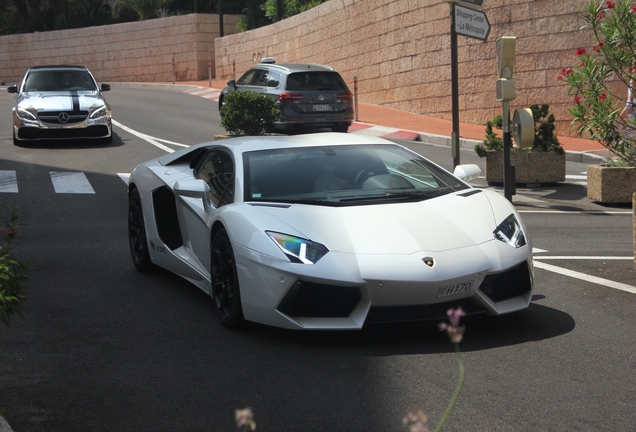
[117,0,164,20]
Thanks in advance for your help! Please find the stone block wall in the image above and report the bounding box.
[214,0,597,135]
[0,14,240,84]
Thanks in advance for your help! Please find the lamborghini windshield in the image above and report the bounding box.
[243,144,470,206]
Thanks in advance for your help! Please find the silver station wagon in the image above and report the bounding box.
[219,61,354,133]
[7,65,112,145]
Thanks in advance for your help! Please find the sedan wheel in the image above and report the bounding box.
[128,187,152,272]
[211,228,245,328]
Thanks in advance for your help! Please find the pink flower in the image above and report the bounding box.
[580,62,585,67]
[632,5,636,13]
[574,96,581,103]
[606,1,615,8]
[566,68,573,75]
[235,408,256,431]
[575,47,586,57]
[403,410,430,432]
[600,93,607,100]
[598,11,605,19]
[557,75,563,81]
[439,307,466,343]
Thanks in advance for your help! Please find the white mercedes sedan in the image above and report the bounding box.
[8,65,112,145]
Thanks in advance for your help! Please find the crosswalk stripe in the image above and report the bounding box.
[0,170,18,193]
[50,172,95,194]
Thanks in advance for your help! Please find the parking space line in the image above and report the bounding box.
[533,260,636,294]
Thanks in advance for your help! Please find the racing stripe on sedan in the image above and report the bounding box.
[70,90,80,112]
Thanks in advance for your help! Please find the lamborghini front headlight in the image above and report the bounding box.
[494,214,527,248]
[266,231,329,264]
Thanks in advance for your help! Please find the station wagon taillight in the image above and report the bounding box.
[280,92,304,102]
[338,91,353,101]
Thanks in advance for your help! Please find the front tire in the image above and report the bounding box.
[128,187,153,272]
[211,228,245,328]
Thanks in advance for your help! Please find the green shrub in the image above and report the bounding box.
[0,205,28,326]
[474,104,564,157]
[220,91,280,136]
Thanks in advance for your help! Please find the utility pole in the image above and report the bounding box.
[218,0,224,37]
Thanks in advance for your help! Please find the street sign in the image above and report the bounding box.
[454,4,490,41]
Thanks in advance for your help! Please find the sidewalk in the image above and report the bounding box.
[148,79,609,161]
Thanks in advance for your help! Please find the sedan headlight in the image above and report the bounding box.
[16,106,38,121]
[89,105,108,119]
[493,214,527,248]
[266,231,328,264]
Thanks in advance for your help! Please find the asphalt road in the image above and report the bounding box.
[0,86,634,432]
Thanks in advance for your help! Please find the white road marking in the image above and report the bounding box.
[112,119,189,153]
[519,210,632,215]
[0,170,18,193]
[118,173,130,185]
[533,260,636,294]
[535,256,633,260]
[50,172,95,194]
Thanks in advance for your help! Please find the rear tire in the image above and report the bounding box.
[211,228,245,328]
[332,124,349,133]
[128,187,153,272]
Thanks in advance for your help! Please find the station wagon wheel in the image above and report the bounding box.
[128,187,153,272]
[211,228,245,328]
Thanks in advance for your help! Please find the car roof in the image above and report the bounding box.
[28,65,89,71]
[157,133,395,166]
[256,63,336,74]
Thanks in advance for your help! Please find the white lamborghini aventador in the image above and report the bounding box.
[127,133,533,330]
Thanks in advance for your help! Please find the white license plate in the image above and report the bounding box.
[313,104,331,111]
[437,280,473,298]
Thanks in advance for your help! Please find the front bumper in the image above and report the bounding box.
[13,112,112,141]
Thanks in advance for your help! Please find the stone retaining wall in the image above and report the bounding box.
[214,0,597,135]
[0,14,240,83]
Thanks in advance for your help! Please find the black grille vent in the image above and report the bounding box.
[479,262,532,302]
[277,282,361,318]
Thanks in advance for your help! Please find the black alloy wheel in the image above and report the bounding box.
[128,187,153,272]
[211,228,245,328]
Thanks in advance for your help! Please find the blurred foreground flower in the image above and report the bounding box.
[405,308,466,432]
[402,409,430,432]
[235,407,256,431]
[438,307,465,343]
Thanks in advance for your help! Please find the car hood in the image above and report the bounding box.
[17,91,106,111]
[252,191,498,254]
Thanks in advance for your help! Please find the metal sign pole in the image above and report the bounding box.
[450,3,460,169]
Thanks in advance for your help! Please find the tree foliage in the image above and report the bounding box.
[560,0,636,166]
[264,0,326,22]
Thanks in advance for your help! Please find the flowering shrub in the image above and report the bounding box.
[559,0,636,166]
[0,205,28,326]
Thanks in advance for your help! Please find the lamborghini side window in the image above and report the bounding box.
[197,150,235,207]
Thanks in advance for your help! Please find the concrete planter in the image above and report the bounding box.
[587,165,636,204]
[484,151,566,185]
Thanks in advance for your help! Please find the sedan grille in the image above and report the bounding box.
[38,111,88,124]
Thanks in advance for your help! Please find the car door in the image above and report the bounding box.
[174,149,235,280]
